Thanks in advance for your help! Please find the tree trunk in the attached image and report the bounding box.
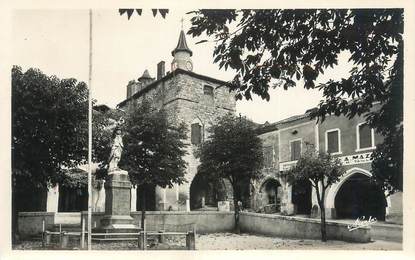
[315,183,327,242]
[232,183,240,234]
[233,196,240,234]
[320,203,327,242]
[141,190,146,230]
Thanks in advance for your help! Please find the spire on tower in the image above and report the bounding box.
[138,69,152,80]
[171,30,193,57]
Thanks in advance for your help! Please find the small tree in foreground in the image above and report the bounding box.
[285,146,345,242]
[119,102,188,228]
[197,113,263,232]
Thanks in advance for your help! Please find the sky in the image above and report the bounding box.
[12,9,354,124]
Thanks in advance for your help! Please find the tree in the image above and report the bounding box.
[12,66,88,241]
[285,145,345,242]
[187,9,403,194]
[118,101,188,228]
[197,113,263,232]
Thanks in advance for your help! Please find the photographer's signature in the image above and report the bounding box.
[347,216,377,231]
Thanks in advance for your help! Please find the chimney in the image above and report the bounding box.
[157,61,165,80]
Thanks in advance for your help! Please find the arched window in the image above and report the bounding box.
[191,123,202,145]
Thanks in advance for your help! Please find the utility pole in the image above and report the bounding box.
[87,8,93,250]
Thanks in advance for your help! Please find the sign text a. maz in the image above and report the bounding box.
[338,152,373,166]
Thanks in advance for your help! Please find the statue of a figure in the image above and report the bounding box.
[108,127,123,172]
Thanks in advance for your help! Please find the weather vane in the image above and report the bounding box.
[181,17,184,30]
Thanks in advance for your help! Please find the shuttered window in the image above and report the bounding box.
[358,123,373,149]
[191,123,202,145]
[290,140,301,161]
[203,85,214,105]
[203,85,214,96]
[327,130,340,153]
[263,146,274,168]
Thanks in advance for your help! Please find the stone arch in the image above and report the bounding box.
[325,167,390,220]
[292,178,312,215]
[189,172,229,210]
[257,177,283,212]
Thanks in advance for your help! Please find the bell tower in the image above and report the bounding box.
[171,29,193,72]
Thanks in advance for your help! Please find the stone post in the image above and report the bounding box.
[186,231,196,250]
[45,231,51,245]
[186,199,190,212]
[130,186,137,212]
[60,231,69,249]
[158,230,165,243]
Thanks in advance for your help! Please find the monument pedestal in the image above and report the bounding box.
[94,170,139,236]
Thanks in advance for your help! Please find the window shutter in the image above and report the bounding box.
[327,131,339,153]
[263,146,273,168]
[191,123,202,144]
[291,140,301,161]
[359,124,372,148]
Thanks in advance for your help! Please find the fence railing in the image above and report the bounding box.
[40,218,196,250]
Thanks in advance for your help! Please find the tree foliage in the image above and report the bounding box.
[114,101,188,228]
[12,66,88,242]
[12,66,88,191]
[188,9,403,193]
[119,101,188,188]
[197,113,263,230]
[58,169,88,189]
[286,145,346,241]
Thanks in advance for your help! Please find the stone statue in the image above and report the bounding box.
[108,127,124,172]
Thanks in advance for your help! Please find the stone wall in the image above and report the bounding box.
[18,212,55,238]
[164,73,236,210]
[239,211,371,243]
[79,211,234,234]
[20,211,395,243]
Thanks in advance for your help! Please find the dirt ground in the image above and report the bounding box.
[196,233,401,250]
[12,232,402,250]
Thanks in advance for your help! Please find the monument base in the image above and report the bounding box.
[95,170,140,238]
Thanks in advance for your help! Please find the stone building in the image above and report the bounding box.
[117,29,236,212]
[253,105,403,223]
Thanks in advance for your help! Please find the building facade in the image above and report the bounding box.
[253,106,403,223]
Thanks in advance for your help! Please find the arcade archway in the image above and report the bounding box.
[292,179,312,215]
[334,172,386,220]
[259,178,282,212]
[189,173,227,210]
